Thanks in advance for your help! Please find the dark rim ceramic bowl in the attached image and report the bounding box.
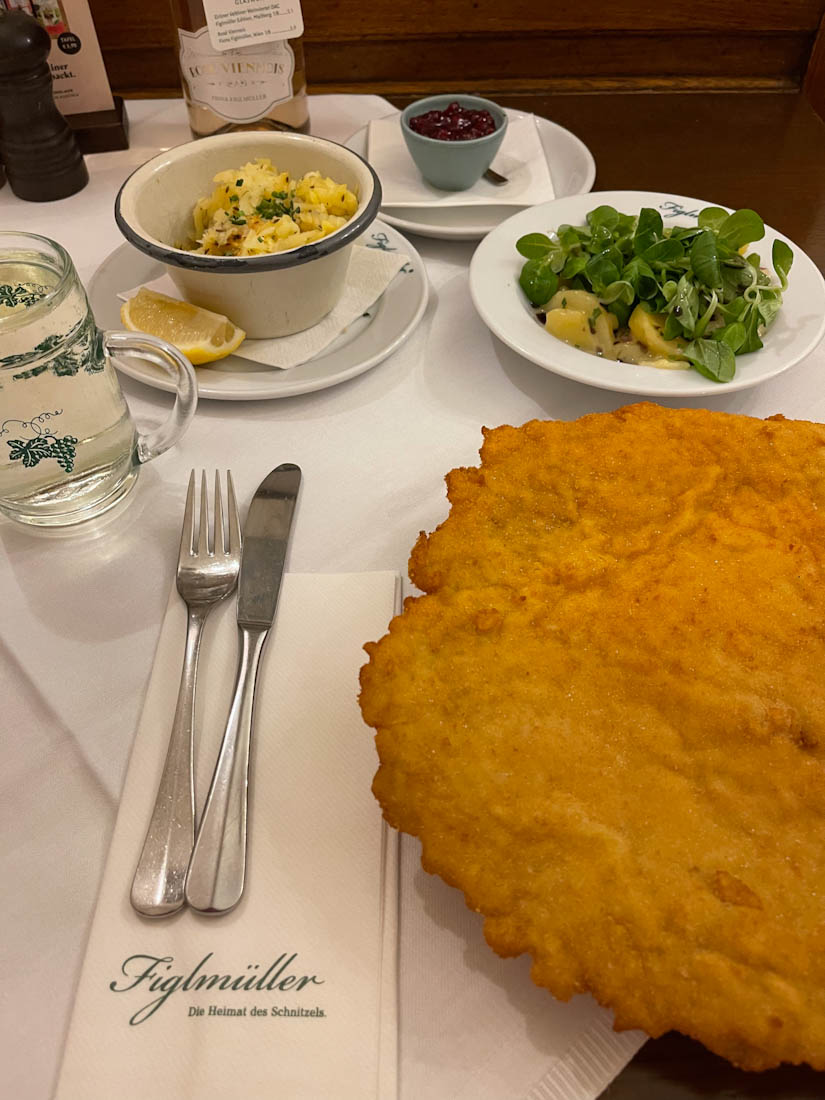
[400,94,508,191]
[113,130,384,338]
[115,130,382,273]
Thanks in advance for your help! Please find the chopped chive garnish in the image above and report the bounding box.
[255,194,297,220]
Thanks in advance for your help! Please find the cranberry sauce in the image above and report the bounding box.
[408,101,498,142]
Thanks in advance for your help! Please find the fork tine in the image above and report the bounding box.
[179,470,196,561]
[197,470,210,556]
[213,470,225,554]
[226,471,241,556]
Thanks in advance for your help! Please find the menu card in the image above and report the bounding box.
[2,0,115,115]
[55,571,400,1099]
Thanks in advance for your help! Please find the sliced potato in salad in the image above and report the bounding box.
[628,305,687,360]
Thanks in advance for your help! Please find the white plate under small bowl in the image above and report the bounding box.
[346,110,595,241]
[88,219,427,401]
[469,190,825,398]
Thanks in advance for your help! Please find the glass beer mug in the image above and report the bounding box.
[0,232,197,526]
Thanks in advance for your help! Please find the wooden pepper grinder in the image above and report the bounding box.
[0,9,88,201]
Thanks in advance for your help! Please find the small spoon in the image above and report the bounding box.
[483,167,508,185]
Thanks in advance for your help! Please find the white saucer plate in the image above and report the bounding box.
[346,111,595,241]
[469,190,825,398]
[88,219,428,401]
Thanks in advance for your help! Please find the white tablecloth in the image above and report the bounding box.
[3,94,825,1100]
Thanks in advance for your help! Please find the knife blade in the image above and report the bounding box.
[236,464,301,628]
[185,463,301,915]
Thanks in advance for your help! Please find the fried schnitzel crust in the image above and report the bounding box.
[360,403,825,1071]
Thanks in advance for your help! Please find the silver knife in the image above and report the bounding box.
[185,463,301,915]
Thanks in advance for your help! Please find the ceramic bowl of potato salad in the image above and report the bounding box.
[192,159,359,258]
[115,131,382,338]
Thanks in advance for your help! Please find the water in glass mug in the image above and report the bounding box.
[0,233,197,526]
[0,255,137,520]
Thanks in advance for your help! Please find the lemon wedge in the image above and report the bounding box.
[120,289,246,365]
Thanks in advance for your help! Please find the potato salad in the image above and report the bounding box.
[191,158,359,257]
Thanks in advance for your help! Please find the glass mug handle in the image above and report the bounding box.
[104,330,198,462]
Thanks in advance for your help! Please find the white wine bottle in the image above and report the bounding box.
[170,0,309,138]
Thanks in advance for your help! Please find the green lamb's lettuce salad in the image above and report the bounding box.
[516,205,793,383]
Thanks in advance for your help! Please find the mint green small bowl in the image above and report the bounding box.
[400,94,508,192]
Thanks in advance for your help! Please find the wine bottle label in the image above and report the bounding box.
[201,0,303,51]
[178,29,297,124]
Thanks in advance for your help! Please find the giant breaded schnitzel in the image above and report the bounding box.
[359,403,825,1071]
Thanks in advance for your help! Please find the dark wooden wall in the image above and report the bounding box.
[90,0,825,105]
[805,11,825,114]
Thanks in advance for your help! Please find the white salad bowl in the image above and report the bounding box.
[469,189,825,397]
[115,131,382,338]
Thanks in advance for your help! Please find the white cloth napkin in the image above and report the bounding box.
[55,572,400,1100]
[118,244,409,370]
[368,109,555,208]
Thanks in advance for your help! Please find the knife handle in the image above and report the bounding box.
[130,606,205,917]
[185,624,269,915]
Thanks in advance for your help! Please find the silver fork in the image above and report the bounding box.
[130,470,241,918]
